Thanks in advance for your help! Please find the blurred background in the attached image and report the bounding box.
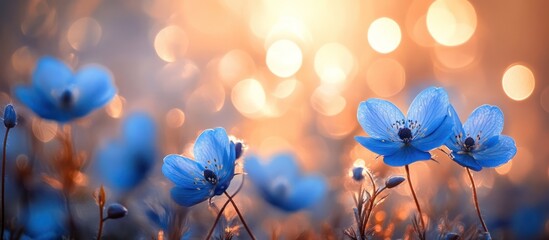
[0,0,548,239]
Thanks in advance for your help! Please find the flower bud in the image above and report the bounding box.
[106,203,128,219]
[3,104,16,129]
[444,232,460,240]
[234,141,243,159]
[384,175,405,189]
[351,167,364,181]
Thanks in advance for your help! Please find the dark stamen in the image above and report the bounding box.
[464,137,475,151]
[203,169,218,185]
[398,127,413,144]
[60,90,73,109]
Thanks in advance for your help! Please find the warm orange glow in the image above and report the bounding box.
[314,43,355,86]
[502,64,535,101]
[11,46,35,75]
[368,17,402,54]
[105,94,124,119]
[427,0,477,46]
[272,79,298,99]
[266,39,303,78]
[154,25,189,62]
[366,58,406,97]
[509,147,533,184]
[265,16,312,49]
[218,49,255,84]
[67,17,102,51]
[541,87,549,113]
[495,161,512,175]
[311,86,346,116]
[166,108,185,128]
[231,78,266,116]
[32,118,58,143]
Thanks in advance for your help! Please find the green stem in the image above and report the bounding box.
[405,165,426,232]
[466,167,489,233]
[2,128,10,240]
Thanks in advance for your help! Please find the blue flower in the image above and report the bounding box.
[95,112,157,192]
[355,87,454,166]
[15,56,116,122]
[445,105,517,171]
[244,153,327,212]
[162,128,236,207]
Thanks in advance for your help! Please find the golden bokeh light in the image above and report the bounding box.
[266,39,303,78]
[11,46,36,75]
[154,25,189,62]
[502,64,535,101]
[105,94,124,119]
[272,78,298,99]
[426,0,477,46]
[218,49,255,84]
[67,17,102,51]
[495,161,512,175]
[166,108,185,128]
[32,118,58,143]
[265,16,312,49]
[314,43,355,86]
[366,58,406,97]
[433,40,477,69]
[310,86,346,116]
[368,17,402,54]
[231,78,267,116]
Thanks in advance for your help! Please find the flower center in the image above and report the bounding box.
[60,89,73,109]
[464,137,475,151]
[203,169,218,185]
[398,127,413,144]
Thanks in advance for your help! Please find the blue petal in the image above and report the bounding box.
[407,87,450,137]
[473,135,516,168]
[450,153,482,171]
[72,65,116,116]
[286,175,326,211]
[357,99,404,140]
[354,136,402,155]
[444,105,466,152]
[123,112,157,148]
[162,154,206,189]
[411,112,454,152]
[383,146,431,166]
[193,128,231,176]
[267,153,300,181]
[244,154,269,188]
[170,186,211,207]
[32,56,72,99]
[463,105,504,144]
[14,86,57,119]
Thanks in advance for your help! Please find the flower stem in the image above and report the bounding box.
[223,191,255,240]
[205,174,246,240]
[97,204,104,240]
[1,127,10,240]
[361,171,377,236]
[466,167,489,233]
[405,165,426,232]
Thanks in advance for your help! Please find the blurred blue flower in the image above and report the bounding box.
[24,189,66,239]
[15,56,116,122]
[445,105,517,171]
[95,112,157,192]
[355,87,454,166]
[162,128,236,207]
[245,153,327,212]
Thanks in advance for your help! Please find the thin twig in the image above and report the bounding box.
[405,165,426,233]
[205,174,246,240]
[224,191,255,240]
[466,168,489,233]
